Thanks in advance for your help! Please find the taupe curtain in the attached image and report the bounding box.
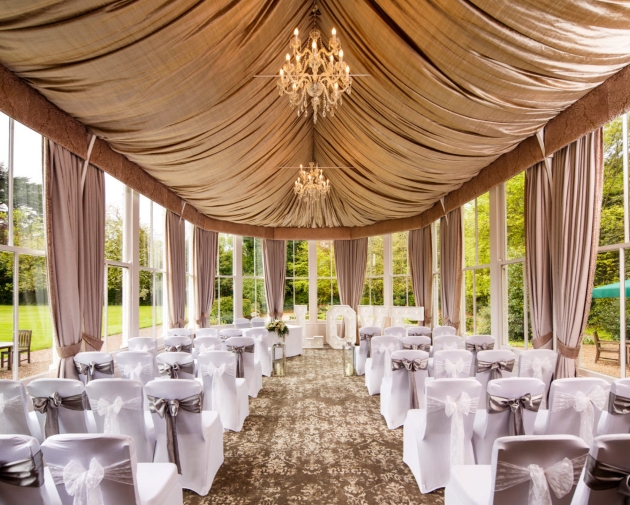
[263,239,286,320]
[46,140,104,378]
[193,227,218,328]
[408,226,433,326]
[526,161,553,350]
[551,129,603,378]
[334,238,368,344]
[440,208,462,332]
[166,210,186,328]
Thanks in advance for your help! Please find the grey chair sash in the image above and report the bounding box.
[402,343,430,352]
[165,343,193,353]
[360,333,379,358]
[74,360,114,384]
[391,358,428,410]
[477,359,515,381]
[465,342,495,353]
[158,361,195,379]
[0,450,44,488]
[608,392,630,415]
[147,393,203,474]
[584,454,630,503]
[487,392,543,436]
[31,391,90,438]
[226,344,255,378]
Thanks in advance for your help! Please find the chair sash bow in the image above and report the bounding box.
[0,450,44,487]
[477,359,515,380]
[391,358,428,409]
[584,454,630,503]
[0,393,24,434]
[403,343,430,352]
[93,396,142,434]
[530,357,554,382]
[148,393,203,474]
[226,344,255,378]
[197,344,218,356]
[608,391,630,415]
[360,332,379,358]
[74,361,114,384]
[487,393,543,436]
[377,344,396,377]
[465,342,494,353]
[494,454,587,505]
[200,362,236,411]
[165,343,192,353]
[437,358,468,378]
[158,361,195,379]
[122,362,152,382]
[552,386,607,446]
[31,391,90,438]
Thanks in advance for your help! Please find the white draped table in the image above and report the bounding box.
[268,325,303,358]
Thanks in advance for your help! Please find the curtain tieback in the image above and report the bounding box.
[532,332,553,349]
[584,454,630,503]
[196,312,209,325]
[557,339,580,360]
[31,391,90,438]
[81,332,103,351]
[148,394,203,474]
[170,319,188,329]
[487,393,543,436]
[0,450,45,488]
[56,342,82,360]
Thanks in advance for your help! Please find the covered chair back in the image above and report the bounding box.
[243,327,272,377]
[195,328,219,337]
[384,326,407,339]
[233,318,252,329]
[73,351,115,385]
[156,352,195,380]
[464,335,495,376]
[433,335,464,354]
[433,325,456,337]
[365,336,401,396]
[518,348,557,406]
[0,379,40,439]
[167,328,192,337]
[402,335,431,352]
[116,351,155,387]
[475,349,517,396]
[225,336,262,397]
[598,378,630,436]
[433,349,473,379]
[407,326,432,339]
[163,335,193,353]
[194,336,224,356]
[251,317,266,328]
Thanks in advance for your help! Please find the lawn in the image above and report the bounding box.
[0,305,159,351]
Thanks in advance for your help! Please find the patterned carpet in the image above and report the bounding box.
[184,348,444,505]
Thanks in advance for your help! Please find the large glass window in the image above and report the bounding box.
[317,240,339,319]
[242,236,266,319]
[211,234,234,324]
[362,235,384,305]
[285,239,309,319]
[392,232,413,306]
[463,193,491,334]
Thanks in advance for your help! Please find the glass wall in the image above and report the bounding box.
[285,239,308,319]
[317,240,339,319]
[242,236,266,319]
[362,235,384,305]
[392,232,414,306]
[211,234,234,324]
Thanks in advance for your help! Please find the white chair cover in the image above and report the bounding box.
[433,325,457,337]
[364,336,402,396]
[156,352,196,380]
[407,325,432,338]
[85,379,155,463]
[433,335,465,357]
[195,328,219,337]
[433,350,473,379]
[41,433,183,505]
[163,336,193,354]
[597,378,630,436]
[518,349,557,409]
[475,349,517,396]
[402,335,431,352]
[472,377,546,465]
[243,328,272,377]
[534,378,610,447]
[403,378,482,493]
[380,349,429,429]
[145,379,223,496]
[73,352,115,385]
[356,326,381,376]
[251,317,266,328]
[167,328,191,337]
[128,338,159,376]
[197,352,249,432]
[116,351,155,387]
[224,337,262,398]
[384,326,407,339]
[445,435,589,505]
[193,336,224,359]
[572,434,630,505]
[0,434,60,504]
[27,379,92,440]
[233,318,252,329]
[219,328,242,340]
[464,335,495,376]
[0,379,42,440]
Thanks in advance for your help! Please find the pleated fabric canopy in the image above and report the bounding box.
[0,0,629,229]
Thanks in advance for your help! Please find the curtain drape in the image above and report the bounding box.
[193,227,218,328]
[525,161,553,350]
[263,239,286,320]
[440,208,462,332]
[334,238,368,344]
[551,129,603,378]
[166,210,186,328]
[46,140,104,378]
[408,226,433,326]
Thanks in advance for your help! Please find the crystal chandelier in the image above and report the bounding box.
[294,162,330,203]
[278,26,352,123]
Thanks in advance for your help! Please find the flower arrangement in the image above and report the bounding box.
[266,319,289,339]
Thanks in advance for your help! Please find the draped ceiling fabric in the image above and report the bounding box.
[0,2,628,230]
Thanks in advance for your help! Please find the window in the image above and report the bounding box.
[362,235,384,305]
[392,232,413,306]
[242,236,266,319]
[285,239,308,319]
[463,193,491,334]
[317,240,339,319]
[211,234,234,324]
[138,195,165,338]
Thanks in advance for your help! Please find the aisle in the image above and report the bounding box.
[185,348,443,504]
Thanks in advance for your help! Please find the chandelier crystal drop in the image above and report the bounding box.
[294,162,330,203]
[278,27,352,123]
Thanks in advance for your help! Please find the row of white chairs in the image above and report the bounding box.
[165,317,267,335]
